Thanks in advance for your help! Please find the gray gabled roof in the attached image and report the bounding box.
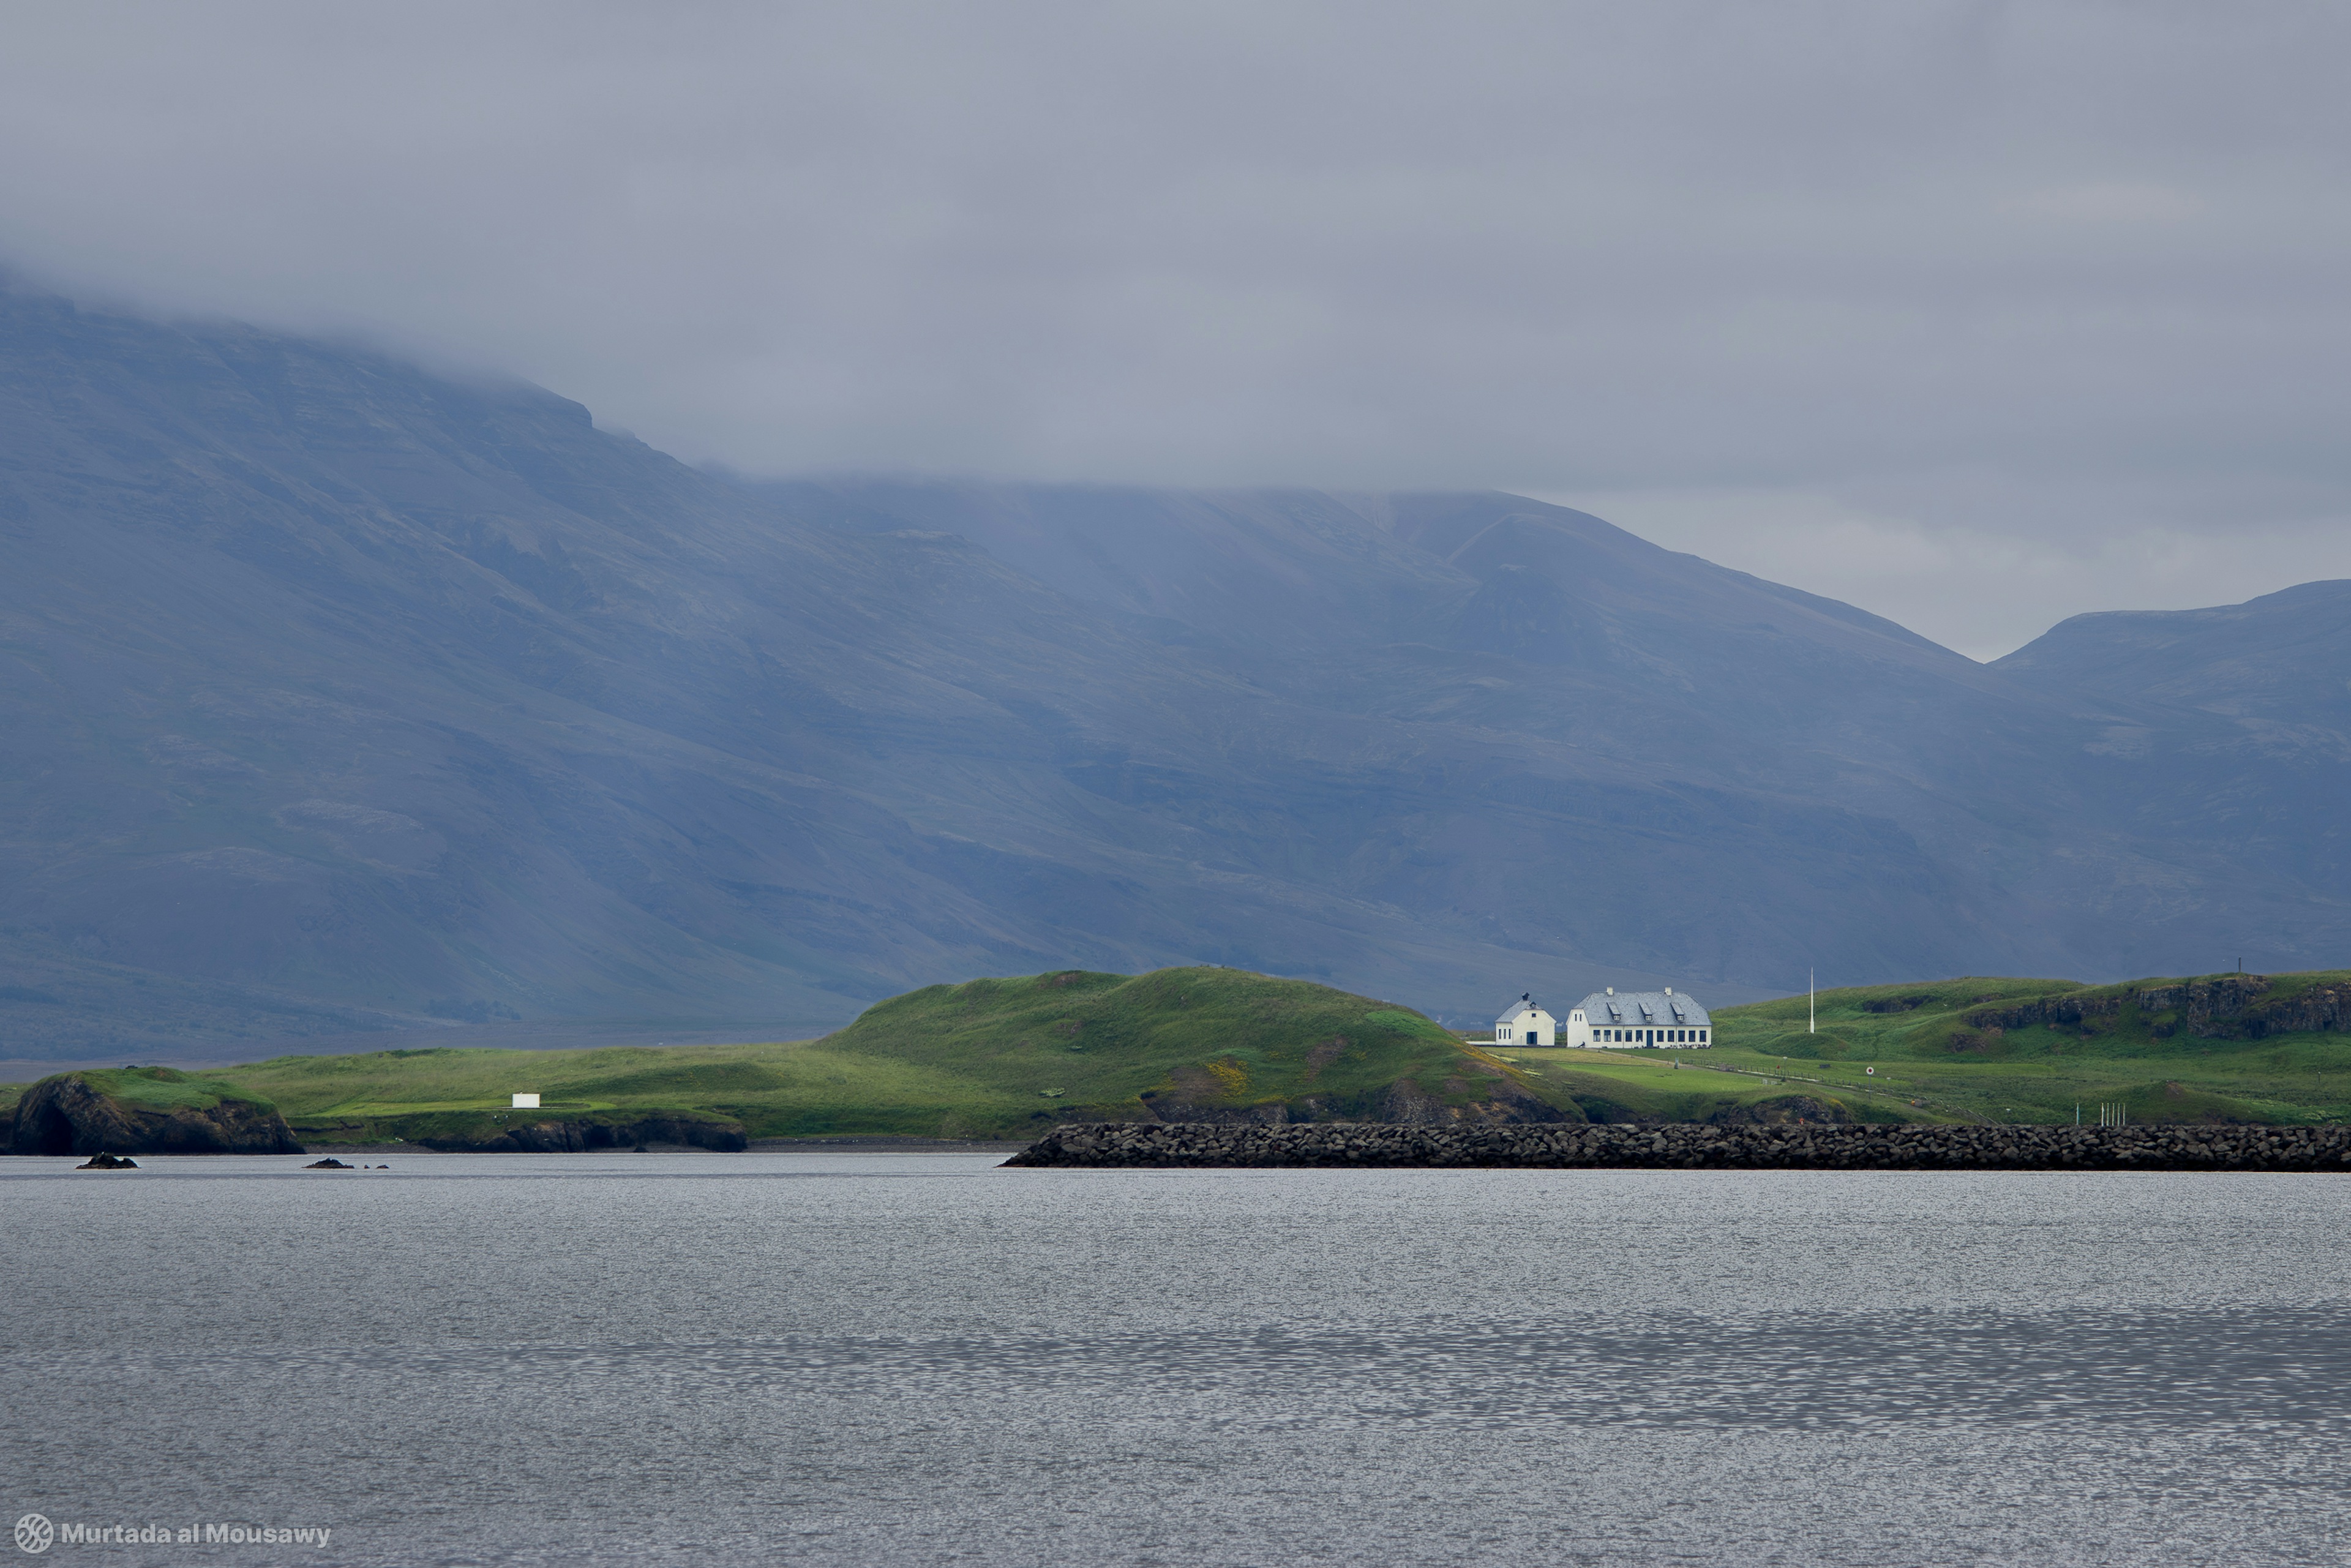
[1570,990,1711,1026]
[1494,994,1553,1024]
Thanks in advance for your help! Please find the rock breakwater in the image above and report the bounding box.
[1005,1121,2351,1171]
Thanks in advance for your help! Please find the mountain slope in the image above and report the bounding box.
[2,287,1349,1048]
[1992,582,2351,967]
[771,475,2351,985]
[7,284,2349,1059]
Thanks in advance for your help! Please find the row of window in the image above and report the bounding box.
[1593,1027,1708,1044]
[1497,1025,1711,1045]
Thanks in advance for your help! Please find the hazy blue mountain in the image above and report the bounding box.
[1997,580,2351,717]
[4,285,2344,1061]
[1991,583,2351,966]
[746,481,2117,976]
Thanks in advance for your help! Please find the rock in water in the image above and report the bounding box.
[304,1157,355,1169]
[9,1071,305,1157]
[74,1152,139,1169]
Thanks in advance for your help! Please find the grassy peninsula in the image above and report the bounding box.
[13,966,2344,1149]
[195,967,1552,1146]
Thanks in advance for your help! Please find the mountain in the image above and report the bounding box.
[743,479,2235,982]
[3,283,2345,1062]
[1990,582,2351,964]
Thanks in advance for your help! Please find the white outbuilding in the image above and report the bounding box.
[1566,986,1712,1048]
[511,1092,541,1108]
[1494,993,1556,1046]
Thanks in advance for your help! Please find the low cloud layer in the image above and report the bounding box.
[4,1,2347,656]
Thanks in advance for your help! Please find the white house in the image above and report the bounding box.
[1565,986,1712,1048]
[1494,993,1556,1046]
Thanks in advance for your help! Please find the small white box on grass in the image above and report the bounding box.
[511,1092,540,1108]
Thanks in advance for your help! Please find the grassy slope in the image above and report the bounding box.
[1485,1048,1928,1125]
[1491,973,2351,1126]
[209,967,1532,1143]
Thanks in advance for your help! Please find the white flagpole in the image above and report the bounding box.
[1809,968,1815,1035]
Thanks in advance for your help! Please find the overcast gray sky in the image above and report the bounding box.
[6,1,2348,658]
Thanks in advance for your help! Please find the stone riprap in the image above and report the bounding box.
[1004,1121,2351,1172]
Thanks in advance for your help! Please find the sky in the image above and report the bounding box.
[4,1,2348,659]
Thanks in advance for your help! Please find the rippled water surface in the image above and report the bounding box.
[6,1153,2350,1565]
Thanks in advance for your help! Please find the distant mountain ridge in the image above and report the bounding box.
[3,283,2346,1058]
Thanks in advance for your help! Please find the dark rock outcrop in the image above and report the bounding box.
[1005,1120,2351,1171]
[10,1074,304,1156]
[1704,1094,1850,1127]
[1134,1071,1568,1128]
[75,1152,138,1169]
[1968,976,2351,1040]
[304,1157,355,1169]
[411,1112,748,1153]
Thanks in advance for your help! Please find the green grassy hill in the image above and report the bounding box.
[192,967,1562,1146]
[1491,971,2351,1126]
[65,1065,283,1114]
[0,1065,281,1123]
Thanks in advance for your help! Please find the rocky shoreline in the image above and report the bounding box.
[400,1113,749,1153]
[1005,1120,2351,1171]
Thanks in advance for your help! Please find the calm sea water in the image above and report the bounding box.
[5,1153,2349,1566]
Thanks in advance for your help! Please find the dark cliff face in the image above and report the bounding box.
[1969,976,2351,1041]
[7,282,2351,1056]
[9,1075,304,1156]
[408,1113,748,1153]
